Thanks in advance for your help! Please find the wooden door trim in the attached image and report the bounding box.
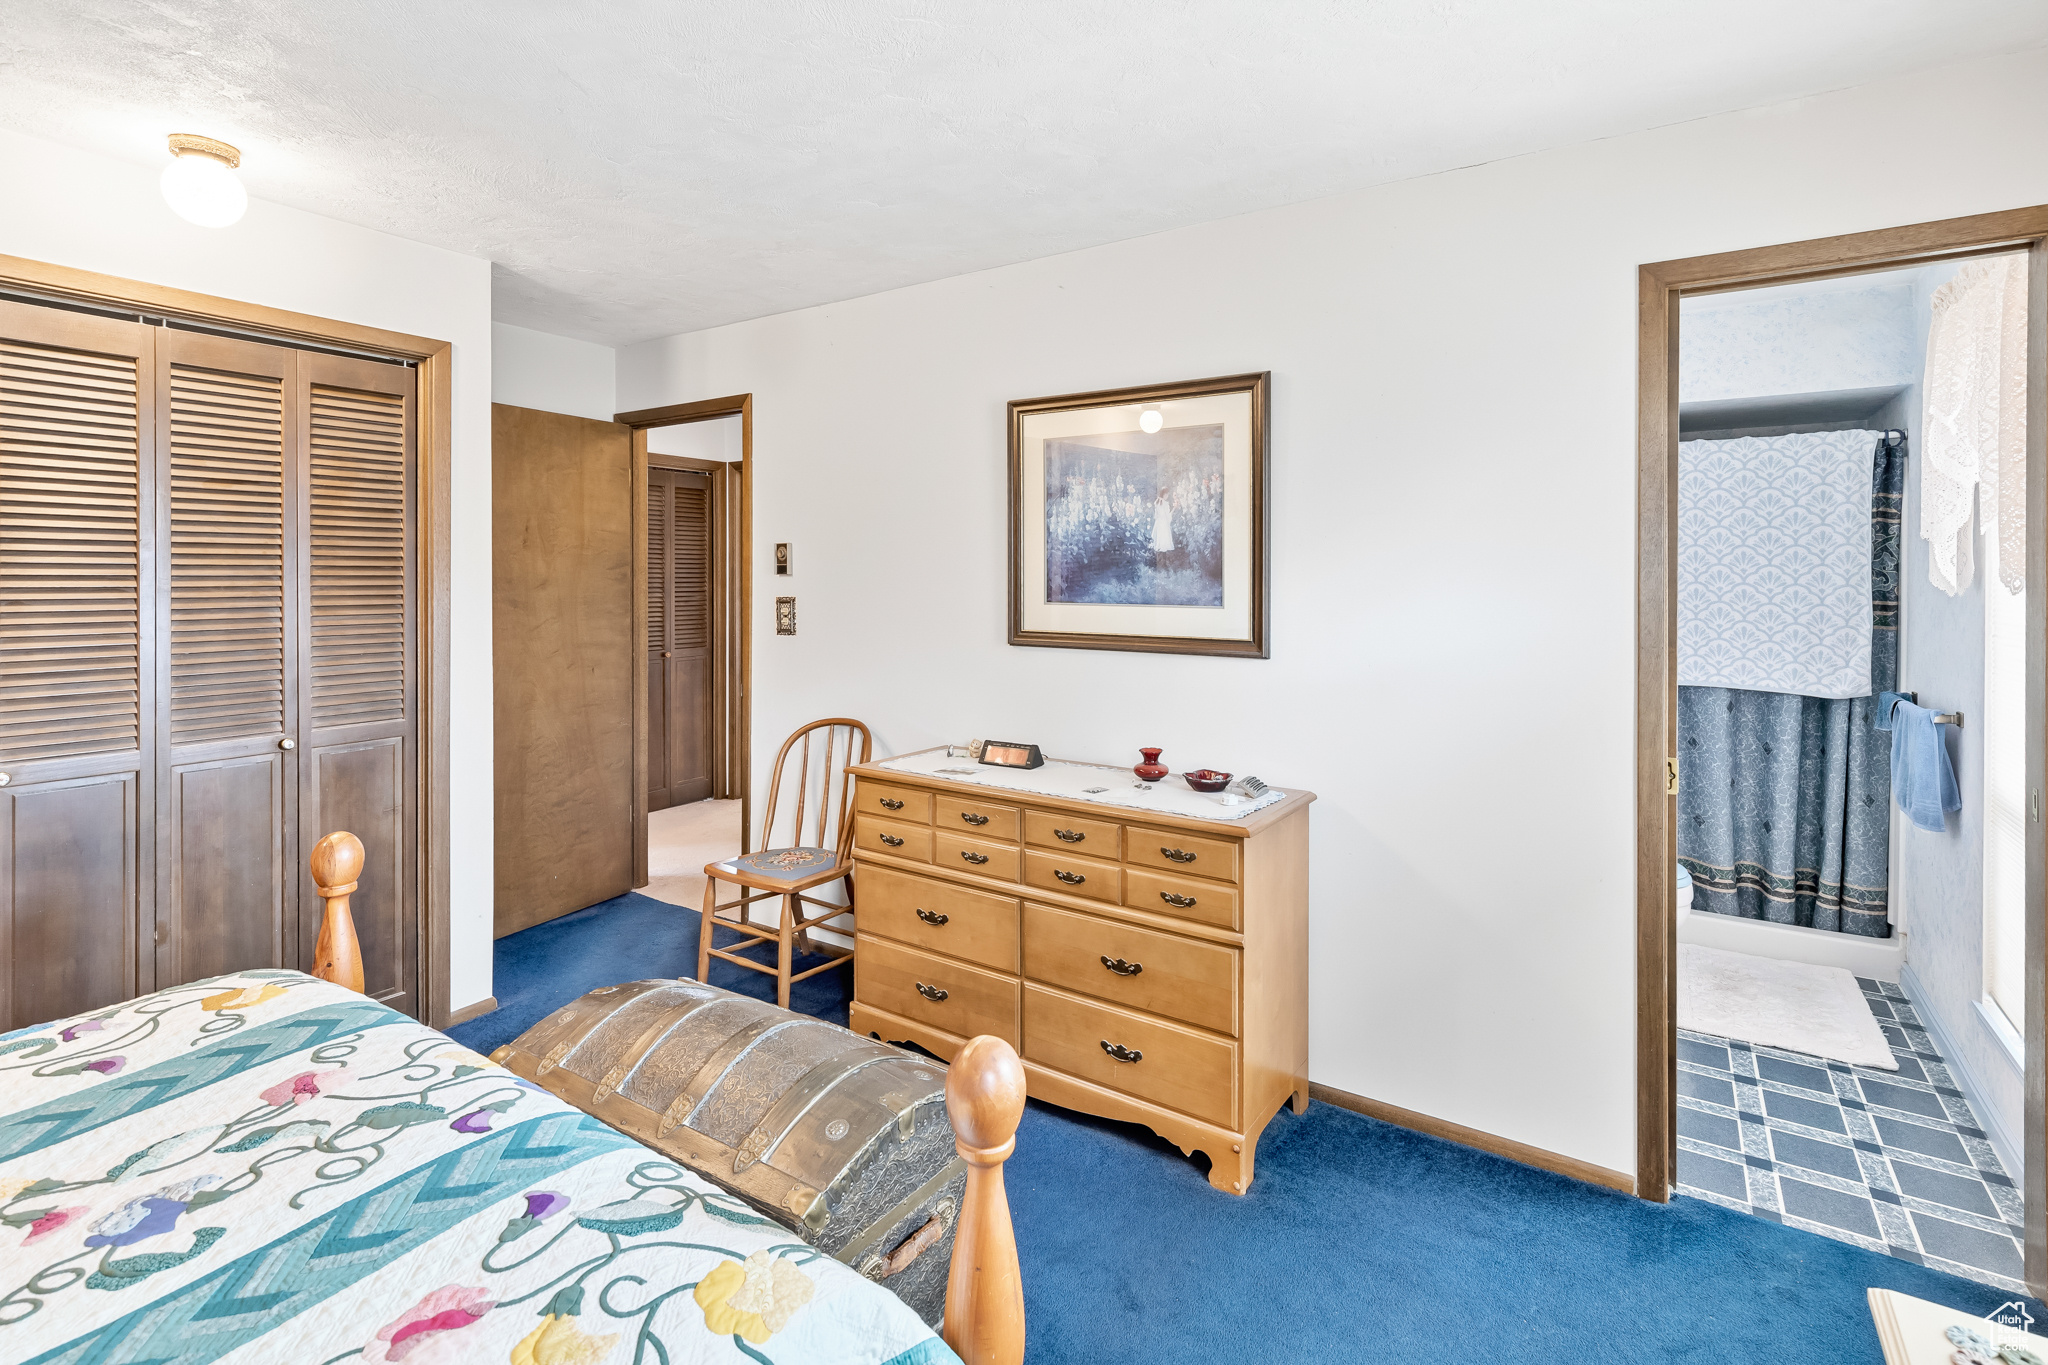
[1636,208,2048,1294]
[0,254,456,1028]
[617,396,752,852]
[631,429,650,887]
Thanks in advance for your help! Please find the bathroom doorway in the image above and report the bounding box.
[1635,208,2048,1295]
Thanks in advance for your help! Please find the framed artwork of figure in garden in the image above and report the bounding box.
[1009,371,1269,657]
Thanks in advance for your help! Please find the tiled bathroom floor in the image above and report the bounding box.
[1675,978,2025,1292]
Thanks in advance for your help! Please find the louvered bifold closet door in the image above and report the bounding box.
[296,352,418,1017]
[0,301,156,1029]
[663,469,713,806]
[646,466,673,809]
[153,330,297,989]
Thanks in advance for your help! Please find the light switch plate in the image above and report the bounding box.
[775,597,796,635]
[774,542,792,576]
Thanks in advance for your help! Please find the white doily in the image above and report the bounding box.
[1923,255,2029,596]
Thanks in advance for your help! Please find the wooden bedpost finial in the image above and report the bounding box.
[943,1034,1026,1365]
[309,831,366,994]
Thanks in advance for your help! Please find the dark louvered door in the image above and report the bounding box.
[0,301,156,1029]
[646,466,670,807]
[0,299,421,1031]
[296,353,417,1017]
[647,465,712,810]
[152,330,297,988]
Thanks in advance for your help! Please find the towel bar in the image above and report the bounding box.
[1891,691,1963,727]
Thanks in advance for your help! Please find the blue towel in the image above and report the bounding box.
[1890,699,1960,832]
[1873,691,1913,731]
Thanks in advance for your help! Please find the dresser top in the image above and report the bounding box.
[850,747,1314,838]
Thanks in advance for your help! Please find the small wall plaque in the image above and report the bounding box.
[775,597,796,635]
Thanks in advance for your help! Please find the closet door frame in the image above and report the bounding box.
[1635,208,2048,1290]
[0,253,457,1028]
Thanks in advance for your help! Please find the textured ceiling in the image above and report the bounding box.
[4,1,2046,345]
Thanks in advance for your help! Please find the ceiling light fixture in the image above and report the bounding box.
[1138,406,1164,434]
[160,133,247,227]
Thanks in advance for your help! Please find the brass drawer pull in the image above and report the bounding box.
[1053,828,1086,843]
[960,850,990,865]
[1160,891,1197,908]
[1160,847,1196,863]
[1100,1040,1142,1063]
[879,797,905,810]
[879,833,905,848]
[916,982,949,1002]
[1053,869,1085,885]
[916,908,949,926]
[1100,956,1143,977]
[960,812,989,826]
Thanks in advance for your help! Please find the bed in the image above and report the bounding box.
[0,834,1025,1365]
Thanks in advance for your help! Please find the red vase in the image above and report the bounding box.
[1134,747,1168,783]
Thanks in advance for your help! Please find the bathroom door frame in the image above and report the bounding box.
[1635,206,2048,1289]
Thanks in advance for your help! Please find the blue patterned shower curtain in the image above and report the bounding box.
[1677,436,1904,937]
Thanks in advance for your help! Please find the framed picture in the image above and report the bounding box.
[1009,371,1269,658]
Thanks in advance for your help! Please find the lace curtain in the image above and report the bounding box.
[1922,255,2029,596]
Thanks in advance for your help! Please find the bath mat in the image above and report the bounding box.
[1678,943,1897,1070]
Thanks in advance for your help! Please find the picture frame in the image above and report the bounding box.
[1009,371,1269,658]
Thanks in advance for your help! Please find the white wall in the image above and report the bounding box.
[1680,275,1917,404]
[647,415,742,462]
[617,46,2048,1177]
[0,125,499,1014]
[492,322,617,421]
[1897,259,2026,1174]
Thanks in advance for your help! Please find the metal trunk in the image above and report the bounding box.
[492,978,962,1325]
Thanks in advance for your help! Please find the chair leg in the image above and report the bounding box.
[777,893,797,1009]
[697,877,717,985]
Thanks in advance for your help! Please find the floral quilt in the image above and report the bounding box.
[0,971,957,1365]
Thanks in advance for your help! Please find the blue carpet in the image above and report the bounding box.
[447,890,853,1055]
[454,893,2040,1362]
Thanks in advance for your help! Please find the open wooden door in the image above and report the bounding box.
[491,405,637,934]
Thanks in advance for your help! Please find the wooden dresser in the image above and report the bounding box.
[845,751,1312,1194]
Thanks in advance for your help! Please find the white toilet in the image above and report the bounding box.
[1676,863,1694,922]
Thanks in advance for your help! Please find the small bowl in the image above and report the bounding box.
[1182,769,1232,793]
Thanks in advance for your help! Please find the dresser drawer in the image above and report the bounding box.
[936,795,1019,841]
[857,863,1019,972]
[855,782,932,823]
[934,831,1020,881]
[1124,867,1241,931]
[855,814,933,863]
[1125,825,1239,883]
[1023,810,1119,856]
[1023,903,1237,1035]
[1022,847,1122,905]
[1022,984,1235,1128]
[858,935,1019,1046]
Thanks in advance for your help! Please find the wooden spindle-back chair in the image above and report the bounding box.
[698,717,872,1007]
